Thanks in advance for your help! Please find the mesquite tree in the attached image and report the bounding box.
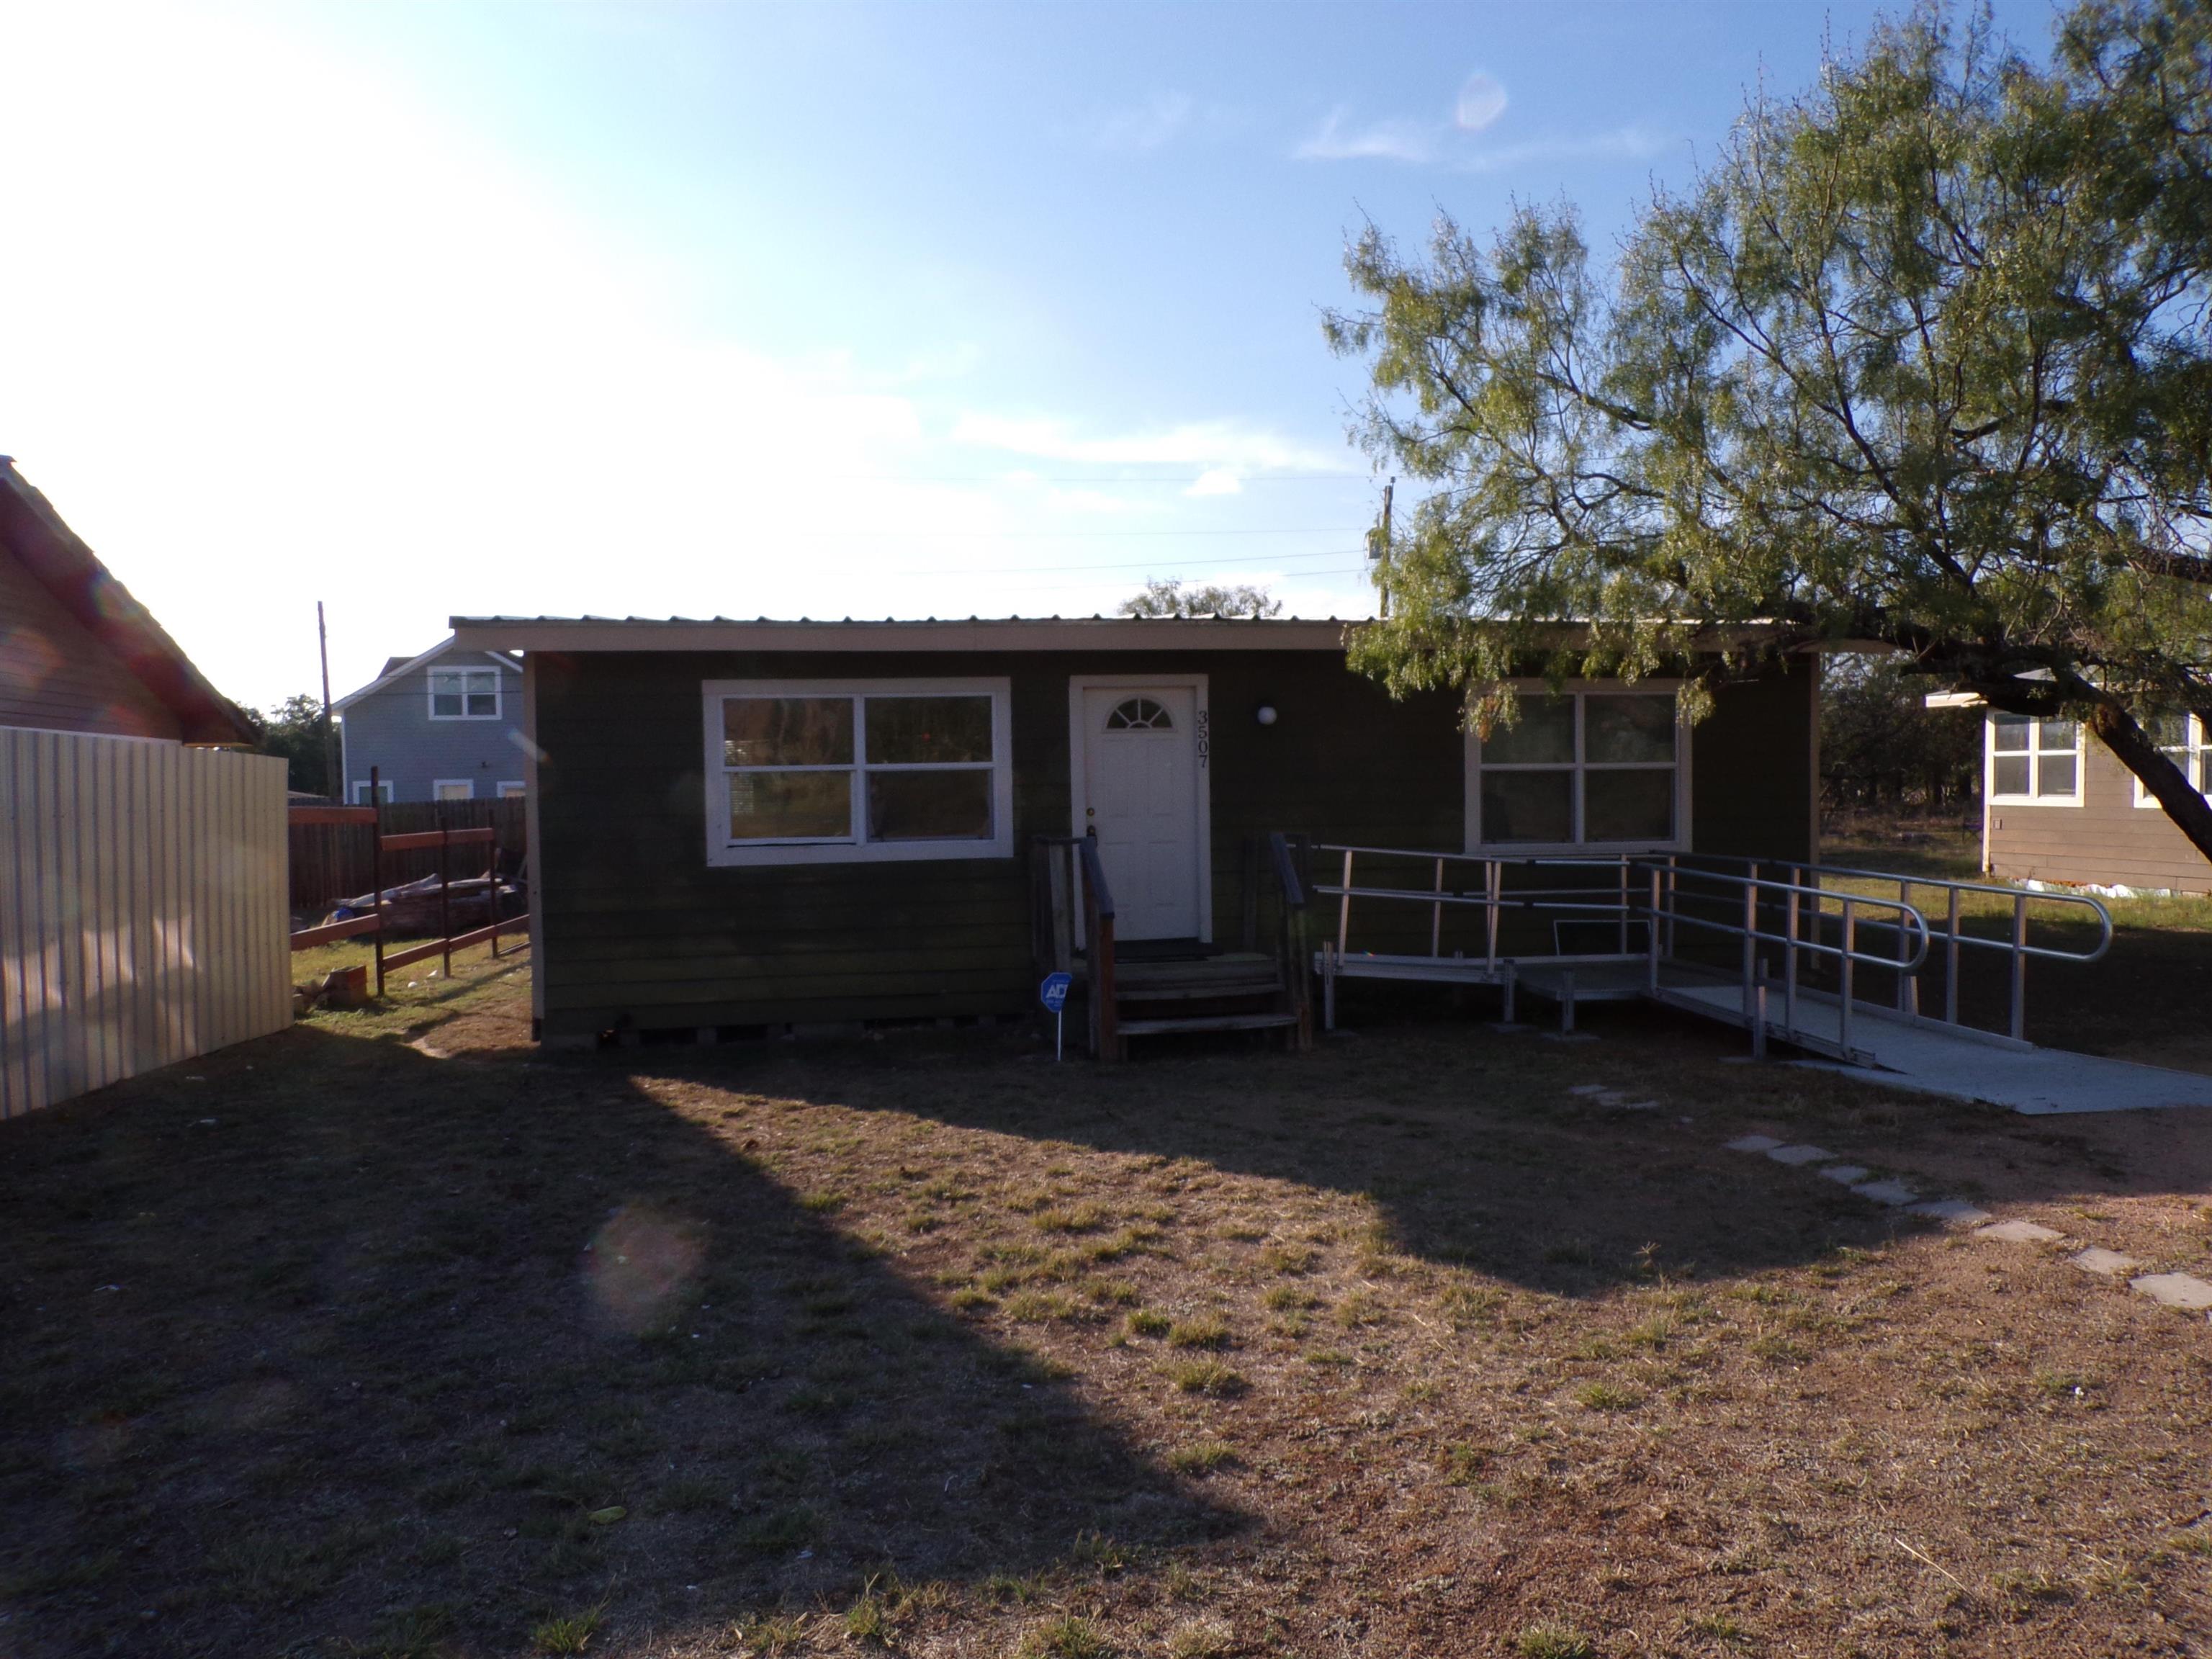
[1326,0,2212,862]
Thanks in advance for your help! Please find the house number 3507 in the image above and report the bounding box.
[1195,709,1210,768]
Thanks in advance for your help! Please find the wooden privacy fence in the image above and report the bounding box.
[289,796,526,912]
[289,791,529,992]
[1,728,289,1119]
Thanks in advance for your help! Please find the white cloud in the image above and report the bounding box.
[1185,469,1243,498]
[1455,72,1509,132]
[1455,125,1673,174]
[1293,107,1437,164]
[1097,91,1195,151]
[950,414,1341,475]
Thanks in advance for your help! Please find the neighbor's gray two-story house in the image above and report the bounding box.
[333,637,526,804]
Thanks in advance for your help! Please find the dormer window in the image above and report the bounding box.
[430,668,500,720]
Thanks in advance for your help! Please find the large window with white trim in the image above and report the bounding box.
[1988,714,2080,803]
[430,668,501,720]
[701,678,1014,866]
[2135,714,2209,806]
[1468,685,1686,851]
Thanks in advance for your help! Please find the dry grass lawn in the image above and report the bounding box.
[4,948,2211,1658]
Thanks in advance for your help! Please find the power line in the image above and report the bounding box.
[790,525,1367,540]
[828,472,1375,485]
[890,547,1367,578]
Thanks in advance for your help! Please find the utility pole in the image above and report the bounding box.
[317,601,339,804]
[1367,477,1395,618]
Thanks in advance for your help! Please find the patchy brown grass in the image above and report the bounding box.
[4,956,2211,1657]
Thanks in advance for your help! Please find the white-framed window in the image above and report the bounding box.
[349,779,394,804]
[432,779,475,802]
[1467,683,1688,852]
[1987,714,2082,804]
[701,677,1014,867]
[497,780,527,799]
[2135,714,2209,806]
[429,667,500,720]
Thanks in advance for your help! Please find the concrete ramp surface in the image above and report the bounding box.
[1660,982,2212,1116]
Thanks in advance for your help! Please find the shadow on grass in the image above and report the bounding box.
[618,991,1930,1303]
[0,1022,1233,1658]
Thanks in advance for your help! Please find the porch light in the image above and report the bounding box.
[1255,704,1278,727]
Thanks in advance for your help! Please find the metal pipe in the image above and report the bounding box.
[1783,873,1799,1033]
[1339,848,1354,961]
[1647,866,1662,993]
[2011,891,2028,1043]
[1431,857,1444,958]
[1945,886,1961,1026]
[1486,860,1500,968]
[1840,899,1856,1055]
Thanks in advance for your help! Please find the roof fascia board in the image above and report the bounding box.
[333,636,463,710]
[448,619,1362,654]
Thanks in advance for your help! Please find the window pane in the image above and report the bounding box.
[1992,755,2031,796]
[729,771,851,840]
[2036,719,2077,752]
[1586,695,1675,763]
[1480,770,1573,843]
[724,698,853,767]
[1481,698,1574,765]
[866,696,993,764]
[2036,753,2077,797]
[868,770,992,841]
[432,693,462,716]
[1585,770,1674,842]
[1991,714,2029,752]
[435,782,472,801]
[466,691,498,716]
[2151,714,2191,751]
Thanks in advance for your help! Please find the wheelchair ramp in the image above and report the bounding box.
[1659,981,2212,1116]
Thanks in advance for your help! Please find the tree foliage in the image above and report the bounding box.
[1820,657,1982,814]
[246,693,333,797]
[1118,579,1283,619]
[1326,0,2212,860]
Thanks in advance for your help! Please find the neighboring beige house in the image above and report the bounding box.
[1976,706,2212,896]
[1,456,287,1118]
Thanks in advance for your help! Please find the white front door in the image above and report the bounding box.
[1079,684,1204,941]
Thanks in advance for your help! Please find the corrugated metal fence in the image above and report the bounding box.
[1,728,289,1118]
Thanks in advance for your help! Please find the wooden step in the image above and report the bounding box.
[1116,978,1282,1004]
[1116,1012,1303,1036]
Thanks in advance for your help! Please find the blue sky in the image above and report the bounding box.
[1,0,2062,707]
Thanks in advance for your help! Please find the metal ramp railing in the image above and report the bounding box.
[1308,843,2115,1066]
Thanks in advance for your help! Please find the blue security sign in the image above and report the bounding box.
[1038,972,1073,1012]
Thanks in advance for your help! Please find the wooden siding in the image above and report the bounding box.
[1987,736,2212,894]
[0,545,182,739]
[0,729,289,1117]
[531,649,1816,1039]
[1691,657,1819,864]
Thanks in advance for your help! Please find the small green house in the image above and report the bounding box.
[449,615,1817,1047]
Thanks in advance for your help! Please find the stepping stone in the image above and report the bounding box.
[1818,1164,1872,1184]
[1851,1179,1917,1207]
[2070,1247,2137,1277]
[1725,1135,1784,1153]
[2128,1273,2212,1312]
[1977,1219,2063,1244]
[1766,1144,1833,1166]
[1909,1199,1993,1226]
[1567,1084,1609,1097]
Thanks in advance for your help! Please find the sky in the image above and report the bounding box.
[0,0,2066,709]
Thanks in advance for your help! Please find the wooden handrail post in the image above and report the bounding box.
[370,765,385,998]
[439,817,453,981]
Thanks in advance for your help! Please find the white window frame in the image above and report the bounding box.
[349,779,394,804]
[496,779,527,799]
[1987,713,2084,806]
[2134,713,2210,806]
[701,677,1015,867]
[1465,680,1691,855]
[428,667,502,721]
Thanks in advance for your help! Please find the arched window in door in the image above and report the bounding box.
[1106,696,1173,731]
